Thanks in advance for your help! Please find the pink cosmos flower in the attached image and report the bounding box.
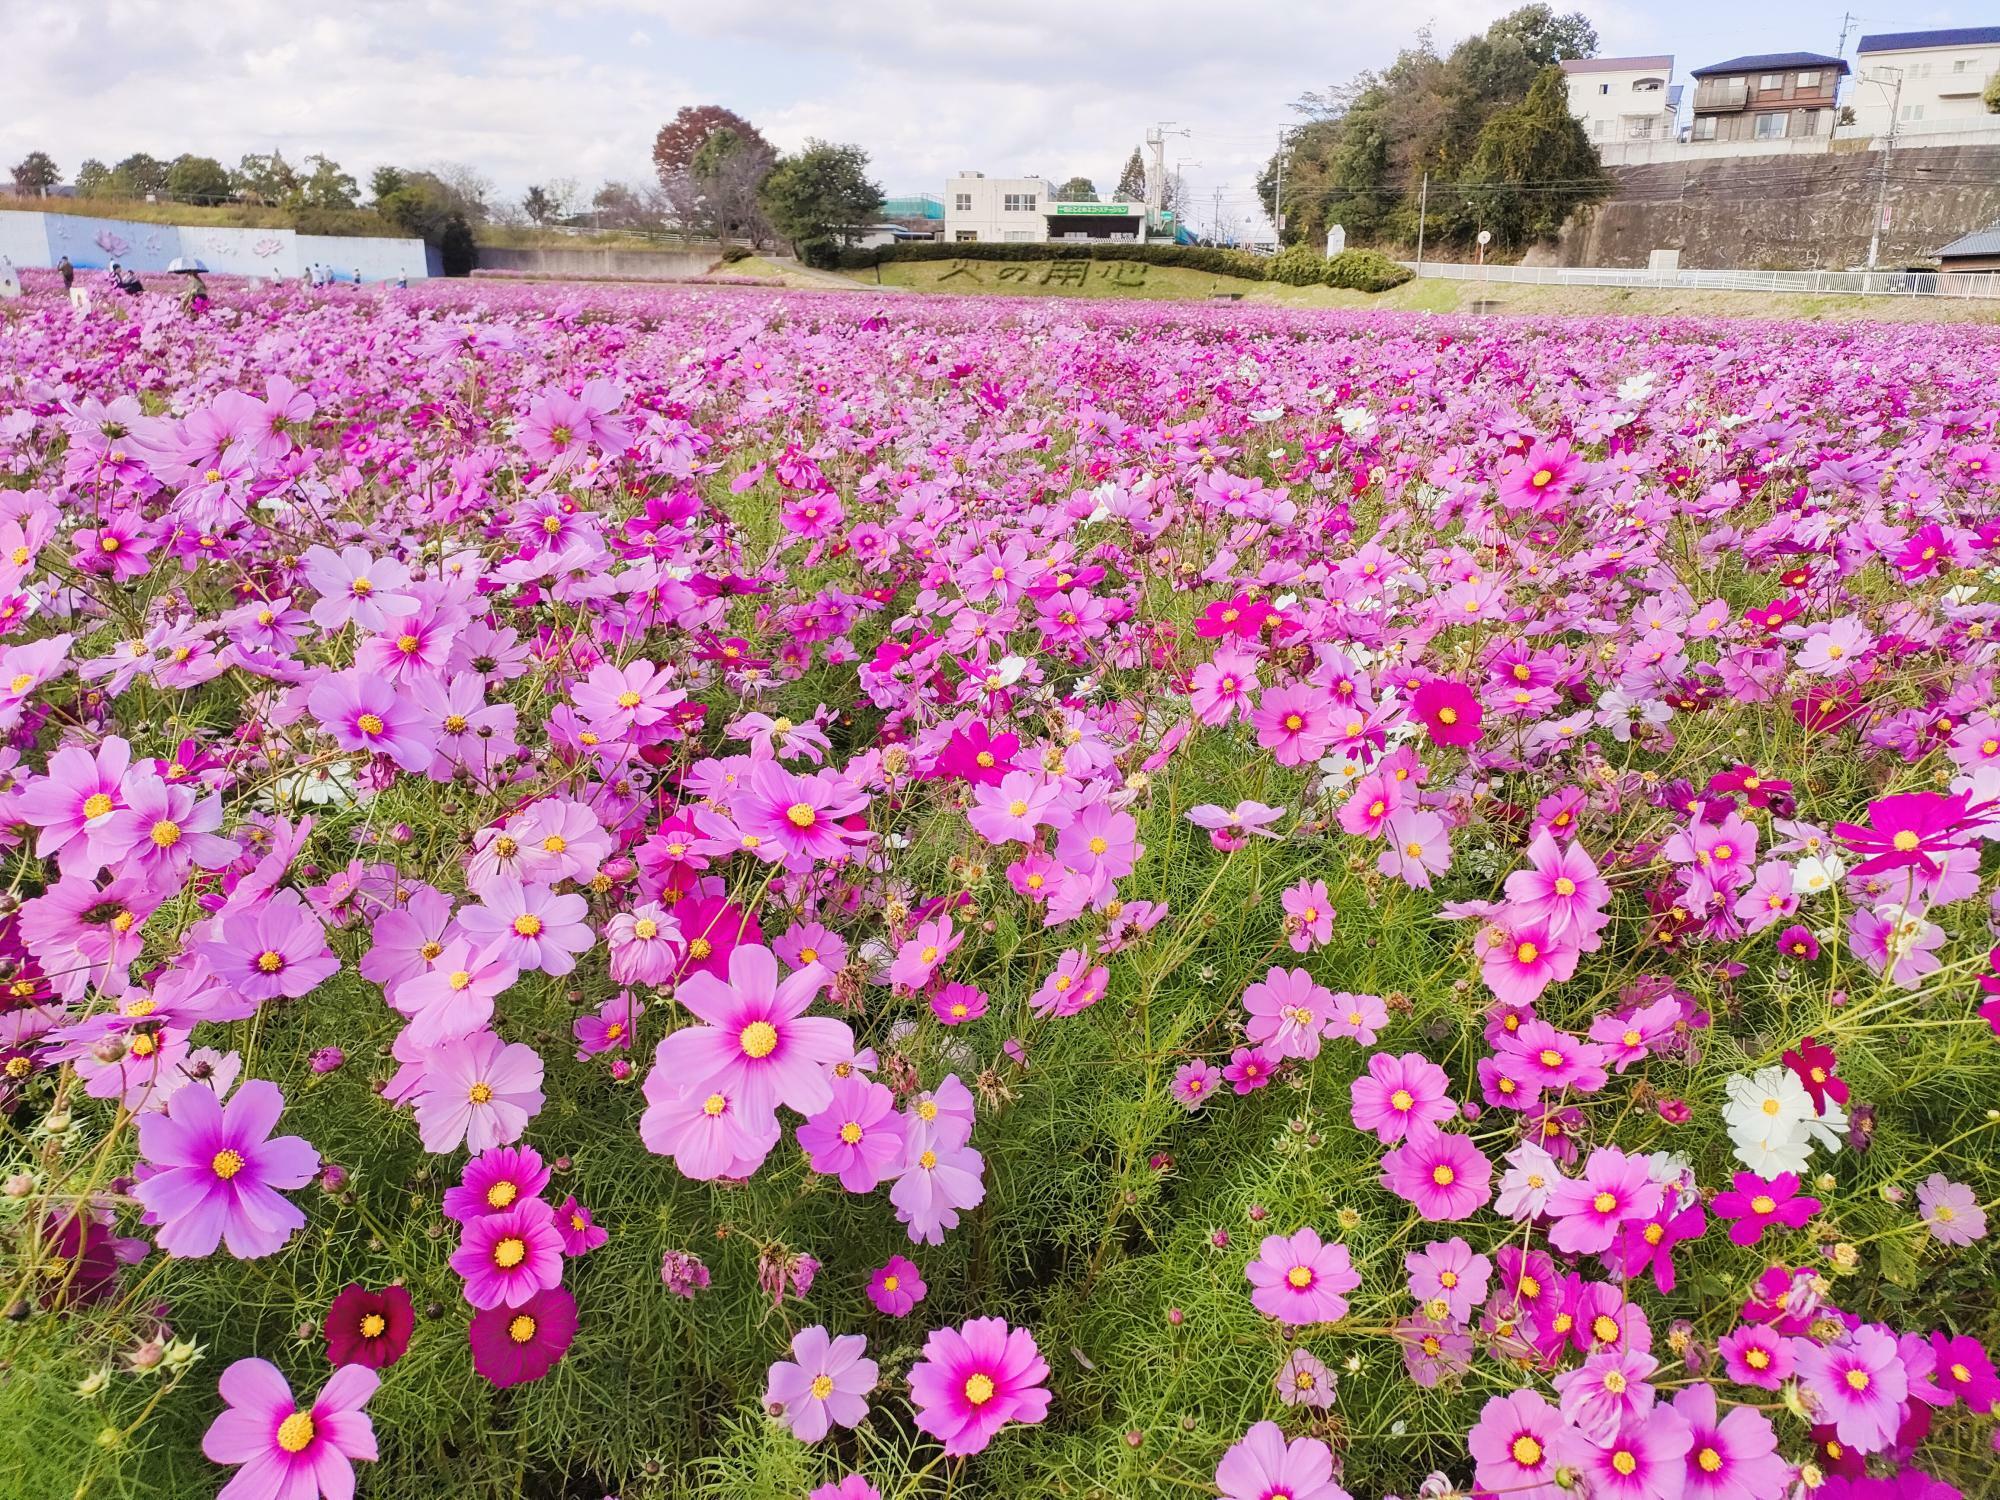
[607,904,682,986]
[1673,1383,1789,1500]
[449,1198,565,1309]
[1405,1236,1492,1322]
[413,1031,545,1154]
[1477,918,1580,1007]
[764,1325,878,1442]
[1380,1128,1492,1220]
[457,879,594,977]
[570,657,683,740]
[653,943,848,1116]
[1282,878,1335,952]
[1547,1147,1665,1255]
[1275,1348,1335,1410]
[441,1144,549,1223]
[734,759,870,869]
[1794,1323,1908,1454]
[907,1317,1050,1457]
[1554,1408,1693,1500]
[1215,1421,1346,1500]
[890,1137,986,1244]
[307,667,437,773]
[1250,683,1335,765]
[638,1076,781,1181]
[1054,801,1141,883]
[1504,831,1610,942]
[889,915,962,990]
[1916,1173,1986,1245]
[1555,1347,1660,1442]
[573,993,643,1060]
[797,1074,907,1193]
[967,771,1062,846]
[867,1255,926,1317]
[1171,1059,1222,1109]
[931,982,988,1025]
[1243,967,1336,1061]
[301,545,419,632]
[1029,948,1109,1018]
[202,1358,377,1500]
[1223,1046,1277,1093]
[1245,1228,1361,1324]
[200,889,340,1004]
[16,735,134,875]
[1469,1389,1565,1500]
[1410,678,1482,746]
[808,1479,880,1500]
[1349,1051,1455,1144]
[134,1079,319,1259]
[397,939,521,1049]
[468,1286,576,1388]
[1718,1324,1794,1390]
[553,1195,607,1256]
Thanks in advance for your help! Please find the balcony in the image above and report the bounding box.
[1693,80,1748,111]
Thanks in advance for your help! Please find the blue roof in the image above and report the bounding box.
[1691,52,1850,77]
[1937,219,2000,260]
[1858,27,2000,53]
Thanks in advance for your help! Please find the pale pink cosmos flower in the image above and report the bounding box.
[413,1031,545,1154]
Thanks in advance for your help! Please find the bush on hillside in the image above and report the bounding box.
[719,244,754,263]
[1325,247,1413,291]
[838,240,1270,280]
[1269,245,1331,286]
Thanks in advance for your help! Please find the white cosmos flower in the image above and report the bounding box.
[1723,1066,1816,1150]
[1792,854,1846,895]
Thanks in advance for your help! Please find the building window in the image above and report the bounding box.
[1002,193,1037,212]
[1754,112,1788,139]
[1795,70,1821,87]
[1901,103,1926,121]
[1954,58,1972,73]
[1692,116,1717,140]
[955,230,977,241]
[1592,119,1607,138]
[1626,118,1654,139]
[954,193,971,211]
[1759,73,1783,89]
[1599,82,1610,94]
[1002,229,1035,242]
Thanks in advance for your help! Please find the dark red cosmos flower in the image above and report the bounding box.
[1782,1036,1847,1113]
[469,1285,577,1388]
[1410,679,1483,747]
[1745,596,1802,633]
[1775,925,1820,963]
[325,1283,415,1369]
[1707,764,1792,809]
[1792,681,1865,734]
[933,722,1019,786]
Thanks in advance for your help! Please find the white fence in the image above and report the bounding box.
[1402,260,2000,300]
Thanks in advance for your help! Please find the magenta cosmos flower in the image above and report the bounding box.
[1712,1172,1820,1246]
[1245,1227,1361,1324]
[1554,1407,1693,1500]
[652,942,851,1117]
[797,1074,906,1193]
[469,1285,577,1388]
[908,1317,1051,1457]
[764,1324,879,1442]
[134,1079,319,1258]
[1410,678,1483,746]
[202,1357,378,1500]
[1350,1050,1455,1143]
[441,1144,550,1223]
[449,1198,565,1310]
[1215,1421,1346,1500]
[868,1255,926,1317]
[1380,1128,1492,1221]
[307,667,436,774]
[1672,1383,1789,1500]
[324,1284,414,1369]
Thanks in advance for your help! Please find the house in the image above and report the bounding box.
[942,172,1153,244]
[1561,56,1681,150]
[1850,29,2000,138]
[1688,52,1849,142]
[1936,218,2000,272]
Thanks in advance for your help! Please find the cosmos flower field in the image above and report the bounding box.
[1,274,1998,1500]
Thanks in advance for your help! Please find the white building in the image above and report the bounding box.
[1561,56,1682,153]
[942,172,1152,244]
[1851,28,2000,139]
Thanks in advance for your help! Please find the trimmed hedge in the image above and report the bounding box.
[838,240,1272,280]
[836,239,1414,293]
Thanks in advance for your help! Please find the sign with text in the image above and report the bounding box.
[1052,203,1141,216]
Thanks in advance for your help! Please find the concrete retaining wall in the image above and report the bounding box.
[1543,144,2000,270]
[473,246,719,281]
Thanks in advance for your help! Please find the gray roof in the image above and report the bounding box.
[1937,220,2000,261]
[1858,27,2000,53]
[1560,55,1672,74]
[1691,52,1850,77]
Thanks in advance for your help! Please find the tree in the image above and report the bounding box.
[74,159,112,197]
[591,180,666,232]
[232,151,299,204]
[522,185,555,225]
[1986,70,2000,113]
[109,153,169,198]
[758,139,883,261]
[166,154,231,205]
[297,154,359,210]
[1055,176,1098,202]
[1113,148,1147,202]
[653,105,774,182]
[1461,64,1609,247]
[10,151,59,196]
[369,166,407,204]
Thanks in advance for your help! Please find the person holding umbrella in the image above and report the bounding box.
[168,257,210,317]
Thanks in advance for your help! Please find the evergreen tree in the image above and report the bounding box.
[758,140,882,263]
[1113,148,1147,202]
[9,151,59,196]
[1461,65,1609,247]
[1055,176,1098,202]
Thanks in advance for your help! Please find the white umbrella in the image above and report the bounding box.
[167,256,208,274]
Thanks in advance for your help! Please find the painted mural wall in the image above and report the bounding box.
[0,211,436,281]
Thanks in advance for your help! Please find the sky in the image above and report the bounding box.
[4,0,1990,240]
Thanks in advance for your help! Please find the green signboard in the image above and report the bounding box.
[1052,203,1141,216]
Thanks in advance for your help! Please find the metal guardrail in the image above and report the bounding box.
[1399,261,2000,299]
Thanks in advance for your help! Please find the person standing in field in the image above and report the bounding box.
[57,256,73,292]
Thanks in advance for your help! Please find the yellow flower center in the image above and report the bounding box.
[356,712,385,736]
[839,1122,864,1145]
[1512,1435,1543,1466]
[1750,1195,1777,1215]
[82,793,114,819]
[1611,1450,1637,1477]
[448,970,473,991]
[918,1149,938,1170]
[256,950,284,973]
[615,691,642,709]
[276,1412,316,1453]
[210,1149,245,1180]
[360,1313,387,1338]
[512,915,543,937]
[1698,1448,1723,1474]
[1432,1165,1455,1186]
[786,803,817,828]
[1286,1265,1314,1288]
[397,634,420,655]
[1892,830,1919,852]
[1846,1370,1870,1391]
[963,1373,995,1406]
[1516,942,1540,965]
[487,1181,518,1209]
[1593,1192,1617,1214]
[1553,877,1576,896]
[689,938,712,959]
[468,1081,494,1104]
[633,918,658,939]
[740,1021,779,1059]
[509,1315,537,1343]
[492,1237,527,1269]
[810,1374,835,1400]
[149,820,182,849]
[702,1093,727,1117]
[1390,1088,1415,1112]
[1593,1315,1620,1344]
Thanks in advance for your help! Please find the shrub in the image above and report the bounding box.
[1325,247,1413,291]
[1269,245,1332,286]
[719,244,754,263]
[838,240,1271,280]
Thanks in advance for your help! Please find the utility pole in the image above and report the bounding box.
[1865,67,1903,272]
[1213,186,1225,246]
[1144,122,1189,217]
[1835,10,1860,57]
[1415,170,1429,273]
